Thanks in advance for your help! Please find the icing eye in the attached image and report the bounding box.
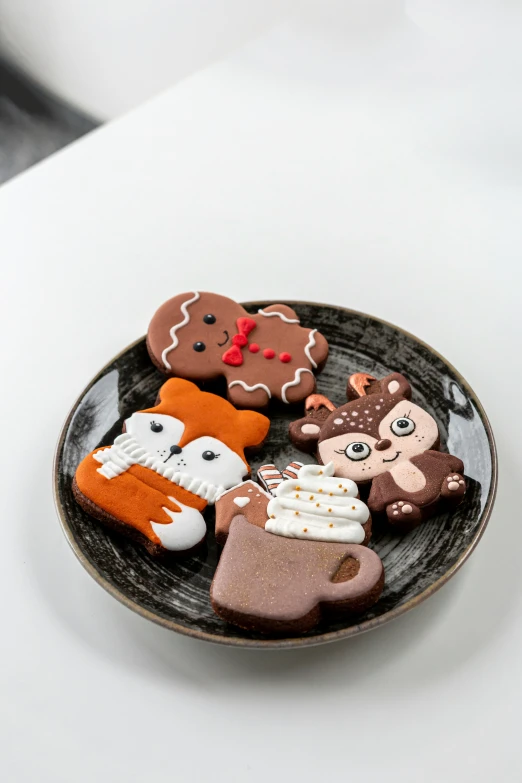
[203,314,216,324]
[391,417,415,436]
[202,450,219,461]
[193,341,206,352]
[344,442,371,461]
[150,421,163,433]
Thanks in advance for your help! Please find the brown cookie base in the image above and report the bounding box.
[71,477,206,558]
[211,516,384,635]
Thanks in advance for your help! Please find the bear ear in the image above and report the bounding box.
[237,410,271,450]
[289,394,335,453]
[381,373,412,399]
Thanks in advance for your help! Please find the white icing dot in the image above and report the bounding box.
[351,411,358,417]
[334,418,343,425]
[364,410,369,414]
[375,405,381,410]
[368,418,372,422]
[359,424,363,428]
[380,399,384,402]
[256,494,260,497]
[248,489,253,492]
[234,497,250,508]
[341,411,347,416]
[350,422,356,426]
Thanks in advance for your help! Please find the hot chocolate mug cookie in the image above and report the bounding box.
[147,291,329,408]
[211,462,383,635]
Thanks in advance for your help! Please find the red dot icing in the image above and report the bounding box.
[263,348,276,359]
[279,352,292,363]
[249,343,260,353]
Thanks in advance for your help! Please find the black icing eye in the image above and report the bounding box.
[203,314,216,324]
[202,450,219,461]
[150,421,163,433]
[193,341,206,352]
[344,442,371,461]
[391,417,415,436]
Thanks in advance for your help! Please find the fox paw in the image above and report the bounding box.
[441,473,466,501]
[386,501,422,532]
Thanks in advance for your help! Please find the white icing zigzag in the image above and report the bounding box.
[281,368,314,404]
[161,291,200,370]
[93,432,223,503]
[228,380,272,398]
[304,329,318,369]
[257,308,300,324]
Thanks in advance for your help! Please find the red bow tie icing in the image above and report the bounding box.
[222,317,257,366]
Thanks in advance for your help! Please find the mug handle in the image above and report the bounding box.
[321,545,384,605]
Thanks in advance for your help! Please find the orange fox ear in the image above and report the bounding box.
[236,409,270,449]
[157,378,200,403]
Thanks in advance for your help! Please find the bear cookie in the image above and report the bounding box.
[289,372,466,533]
[73,379,270,555]
[146,291,329,408]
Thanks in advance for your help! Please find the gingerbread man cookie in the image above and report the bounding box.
[289,372,466,532]
[73,379,269,555]
[146,291,329,408]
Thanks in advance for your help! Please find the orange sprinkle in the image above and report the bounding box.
[295,486,301,490]
[270,514,275,519]
[343,488,348,493]
[329,492,333,496]
[303,528,308,533]
[316,503,320,507]
[352,506,356,510]
[329,523,333,528]
[295,493,300,498]
[338,484,342,488]
[328,508,332,512]
[318,489,323,493]
[309,495,314,500]
[294,511,299,516]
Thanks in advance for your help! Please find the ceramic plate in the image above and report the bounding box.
[54,301,497,648]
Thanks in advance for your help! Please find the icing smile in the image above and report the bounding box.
[217,330,230,347]
[382,451,401,463]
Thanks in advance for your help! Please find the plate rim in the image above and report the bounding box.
[53,300,498,649]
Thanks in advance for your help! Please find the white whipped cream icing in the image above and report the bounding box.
[265,462,369,544]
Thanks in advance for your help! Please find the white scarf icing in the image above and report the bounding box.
[93,432,223,503]
[265,462,369,544]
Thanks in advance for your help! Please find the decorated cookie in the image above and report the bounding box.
[214,480,272,545]
[210,462,380,635]
[289,372,466,532]
[146,291,329,408]
[73,379,270,555]
[210,517,384,635]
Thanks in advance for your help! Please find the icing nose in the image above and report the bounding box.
[170,445,182,455]
[375,439,392,451]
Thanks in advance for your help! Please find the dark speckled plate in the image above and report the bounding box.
[54,302,497,648]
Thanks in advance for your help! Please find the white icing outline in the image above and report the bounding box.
[281,368,314,404]
[215,479,272,504]
[257,308,300,324]
[304,329,318,368]
[228,380,272,398]
[161,291,200,370]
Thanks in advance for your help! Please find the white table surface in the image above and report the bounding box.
[1,7,521,781]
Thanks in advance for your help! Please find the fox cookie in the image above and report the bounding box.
[73,379,269,555]
[210,463,383,635]
[289,372,466,533]
[146,291,329,408]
